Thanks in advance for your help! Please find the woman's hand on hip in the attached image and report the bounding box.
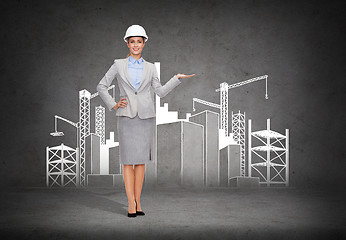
[113,98,127,110]
[177,73,196,80]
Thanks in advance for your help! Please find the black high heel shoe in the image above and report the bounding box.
[127,201,137,218]
[135,200,145,216]
[127,212,136,217]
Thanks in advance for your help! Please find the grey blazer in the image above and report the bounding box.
[96,56,182,119]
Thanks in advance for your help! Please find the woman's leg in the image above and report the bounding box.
[123,164,136,213]
[134,164,145,211]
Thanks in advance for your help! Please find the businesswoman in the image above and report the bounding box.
[97,25,195,218]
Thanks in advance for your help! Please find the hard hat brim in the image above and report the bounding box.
[124,36,148,42]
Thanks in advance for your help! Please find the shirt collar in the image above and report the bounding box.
[129,55,143,64]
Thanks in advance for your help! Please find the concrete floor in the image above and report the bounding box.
[0,186,345,240]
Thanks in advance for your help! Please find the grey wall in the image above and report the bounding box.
[1,0,345,188]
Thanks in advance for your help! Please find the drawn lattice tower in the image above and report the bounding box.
[232,111,246,176]
[220,82,229,136]
[248,118,289,187]
[95,105,105,144]
[79,90,91,186]
[46,143,79,187]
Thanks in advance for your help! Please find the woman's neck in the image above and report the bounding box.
[130,53,142,60]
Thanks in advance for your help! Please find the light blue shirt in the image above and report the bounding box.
[128,56,143,91]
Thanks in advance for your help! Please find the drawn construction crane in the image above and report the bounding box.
[50,85,115,187]
[193,75,268,137]
[193,75,268,177]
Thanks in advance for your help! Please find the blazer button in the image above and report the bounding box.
[135,92,137,95]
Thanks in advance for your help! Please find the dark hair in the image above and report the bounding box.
[126,36,145,42]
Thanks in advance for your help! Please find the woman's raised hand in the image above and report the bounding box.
[177,73,196,79]
[113,97,127,110]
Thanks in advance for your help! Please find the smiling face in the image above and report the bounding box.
[126,36,145,58]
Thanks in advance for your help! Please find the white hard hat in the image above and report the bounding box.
[124,25,148,42]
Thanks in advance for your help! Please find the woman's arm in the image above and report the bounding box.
[151,65,195,98]
[96,61,118,111]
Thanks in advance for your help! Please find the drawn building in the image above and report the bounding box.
[157,121,204,188]
[46,60,285,189]
[85,133,101,176]
[189,110,220,187]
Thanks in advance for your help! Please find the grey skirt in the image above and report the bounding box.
[117,115,155,165]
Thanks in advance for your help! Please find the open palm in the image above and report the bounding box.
[177,73,196,79]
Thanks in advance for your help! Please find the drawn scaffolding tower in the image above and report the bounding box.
[232,111,246,176]
[46,143,79,187]
[248,119,289,186]
[95,106,105,145]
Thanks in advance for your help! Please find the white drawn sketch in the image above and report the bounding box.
[46,60,289,188]
[192,76,268,150]
[248,118,289,186]
[47,115,80,187]
[100,132,119,174]
[155,62,191,125]
[46,143,79,187]
[193,75,267,137]
[189,110,219,187]
[232,111,246,177]
[47,87,116,187]
[95,106,106,145]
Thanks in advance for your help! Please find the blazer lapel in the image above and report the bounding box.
[124,57,137,90]
[137,60,148,91]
